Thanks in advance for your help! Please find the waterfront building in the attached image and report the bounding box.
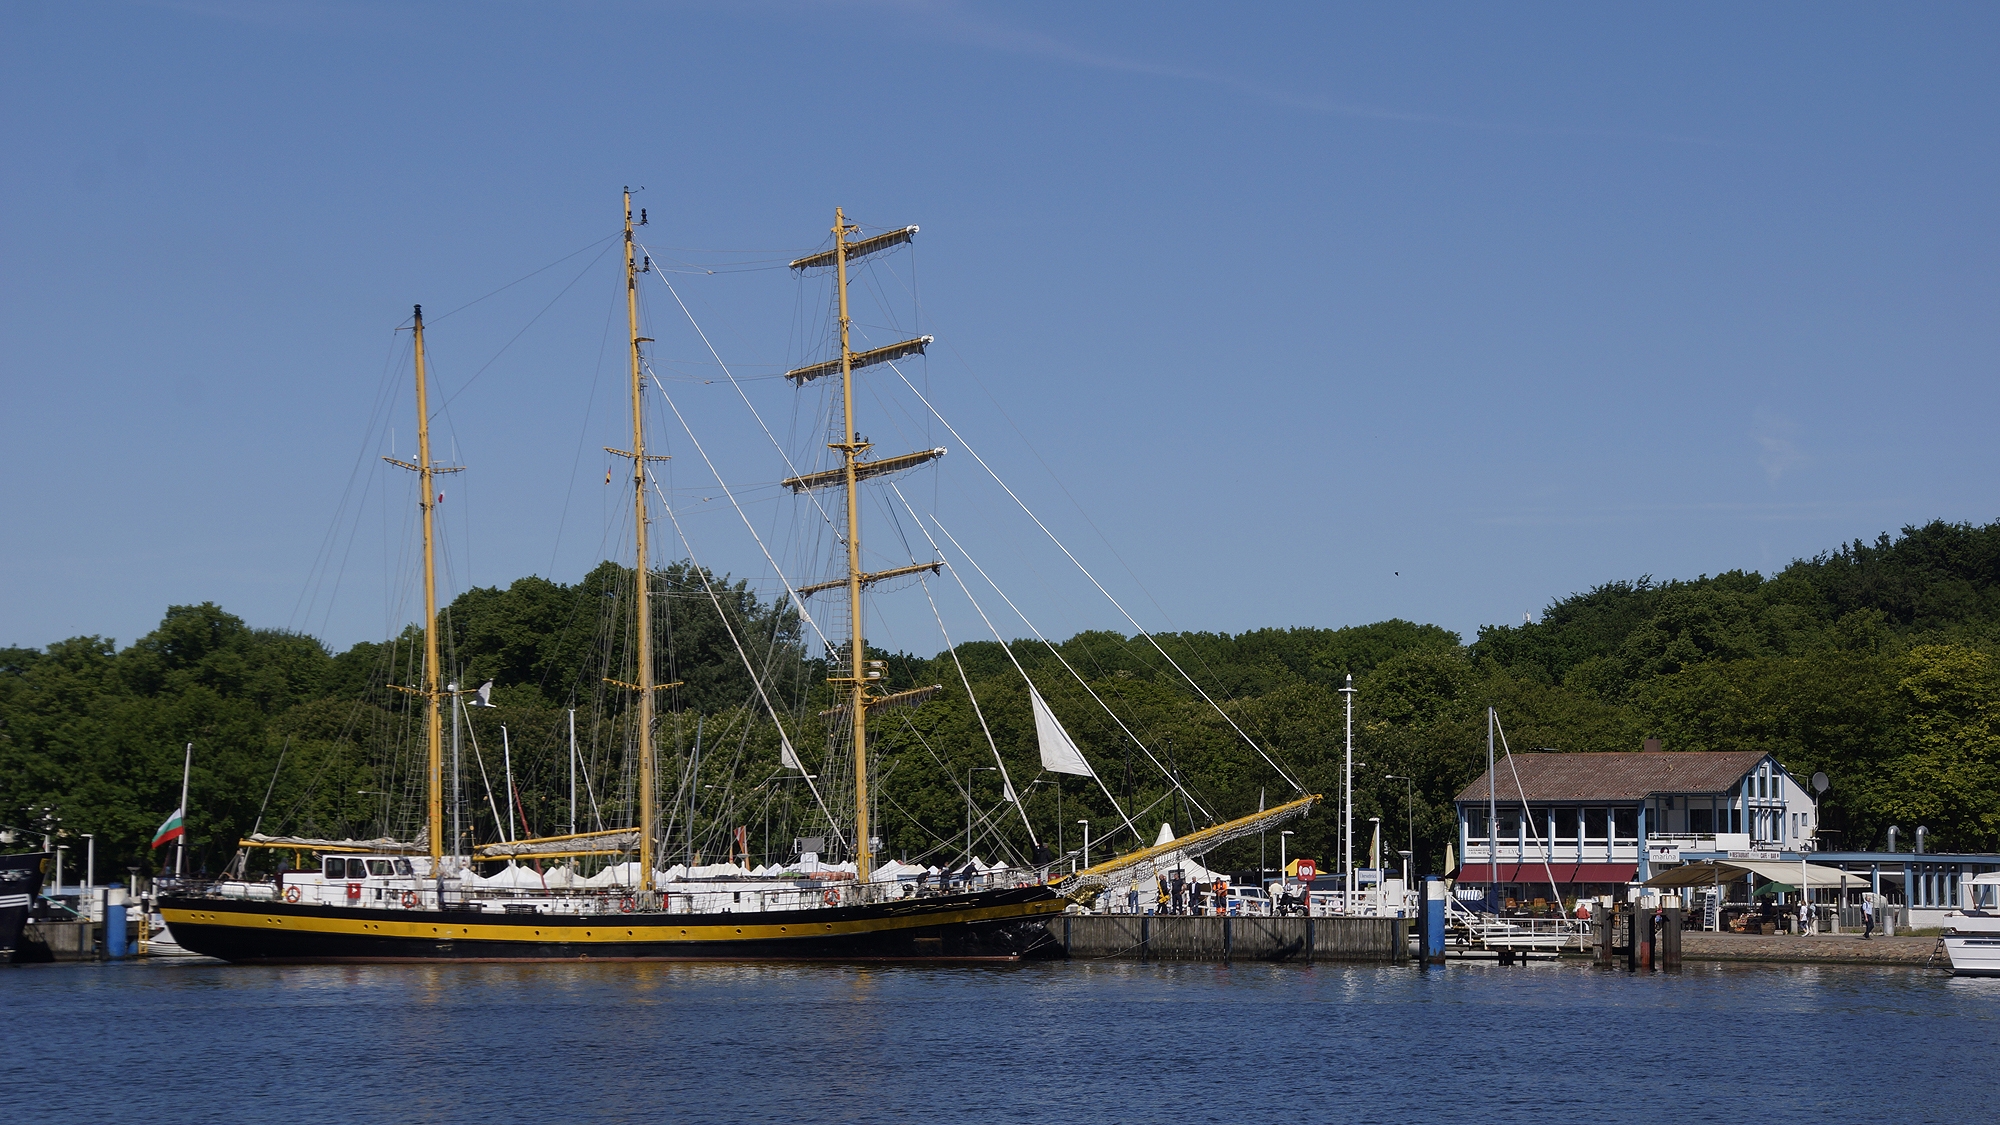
[1452,749,1815,908]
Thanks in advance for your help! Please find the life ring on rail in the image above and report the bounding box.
[284,886,301,904]
[620,896,636,914]
[402,890,418,908]
[822,888,840,906]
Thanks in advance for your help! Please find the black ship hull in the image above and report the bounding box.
[1,852,49,961]
[160,883,1067,963]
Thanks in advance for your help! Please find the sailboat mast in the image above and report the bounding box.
[833,207,874,883]
[625,190,659,893]
[412,306,446,871]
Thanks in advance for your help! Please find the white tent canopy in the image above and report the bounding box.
[1645,859,1871,890]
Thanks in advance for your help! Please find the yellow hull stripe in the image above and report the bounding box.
[163,898,1066,944]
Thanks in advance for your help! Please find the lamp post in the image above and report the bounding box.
[967,767,996,867]
[1280,830,1294,895]
[82,833,95,896]
[1340,674,1355,901]
[1384,774,1416,870]
[1078,820,1091,868]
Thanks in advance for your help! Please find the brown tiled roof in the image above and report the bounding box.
[1453,751,1770,804]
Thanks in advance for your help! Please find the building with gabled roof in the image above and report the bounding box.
[1451,748,1817,908]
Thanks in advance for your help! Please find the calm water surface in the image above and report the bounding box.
[7,956,1994,1123]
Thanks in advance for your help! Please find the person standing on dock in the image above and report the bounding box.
[1862,894,1875,939]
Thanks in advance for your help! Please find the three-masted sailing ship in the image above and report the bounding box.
[160,196,1312,963]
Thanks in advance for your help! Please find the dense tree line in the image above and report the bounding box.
[5,519,1998,883]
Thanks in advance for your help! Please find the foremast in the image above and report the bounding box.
[786,210,938,883]
[383,306,461,872]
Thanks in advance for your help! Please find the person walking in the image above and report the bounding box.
[1862,894,1875,939]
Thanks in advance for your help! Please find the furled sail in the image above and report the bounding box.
[1031,686,1094,777]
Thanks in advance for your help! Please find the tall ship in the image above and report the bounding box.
[161,197,1311,962]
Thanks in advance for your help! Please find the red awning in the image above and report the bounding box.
[1455,862,1636,885]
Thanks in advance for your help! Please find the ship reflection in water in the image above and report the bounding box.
[10,959,1996,1122]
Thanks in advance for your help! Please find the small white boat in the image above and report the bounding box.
[1942,872,2000,977]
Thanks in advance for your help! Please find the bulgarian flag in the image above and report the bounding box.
[151,807,186,849]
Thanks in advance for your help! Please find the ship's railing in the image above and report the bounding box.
[195,866,1051,915]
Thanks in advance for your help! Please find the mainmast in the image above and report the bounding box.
[619,189,665,892]
[834,211,872,883]
[384,305,460,872]
[786,210,937,884]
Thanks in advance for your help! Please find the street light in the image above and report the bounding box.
[81,833,95,895]
[1077,820,1091,868]
[967,767,997,867]
[1279,830,1294,892]
[1384,774,1416,871]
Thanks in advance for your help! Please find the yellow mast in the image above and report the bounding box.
[833,207,874,883]
[383,306,461,872]
[413,308,445,871]
[624,189,659,893]
[784,212,933,883]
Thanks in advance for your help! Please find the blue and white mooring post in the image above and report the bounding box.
[1424,876,1446,964]
[104,884,129,959]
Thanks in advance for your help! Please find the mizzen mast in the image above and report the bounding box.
[383,305,462,871]
[786,210,938,883]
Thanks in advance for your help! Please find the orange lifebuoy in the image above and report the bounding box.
[822,888,840,906]
[284,886,302,904]
[620,896,636,913]
[402,890,418,908]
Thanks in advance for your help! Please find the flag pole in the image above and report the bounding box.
[176,741,192,878]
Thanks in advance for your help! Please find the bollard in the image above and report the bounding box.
[1424,877,1446,965]
[105,884,129,959]
[1661,905,1682,970]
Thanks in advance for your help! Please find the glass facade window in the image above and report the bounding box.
[1584,809,1608,840]
[1554,808,1579,839]
[1690,808,1714,833]
[1613,808,1638,839]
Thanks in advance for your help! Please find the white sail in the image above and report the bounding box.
[1031,686,1094,776]
[779,733,802,771]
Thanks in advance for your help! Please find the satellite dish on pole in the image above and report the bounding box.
[1811,772,1830,794]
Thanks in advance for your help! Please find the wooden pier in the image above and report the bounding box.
[1052,914,1409,963]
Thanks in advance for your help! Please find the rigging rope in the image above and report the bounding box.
[922,506,1216,828]
[645,452,844,853]
[1492,710,1571,920]
[908,507,1150,845]
[887,363,1304,794]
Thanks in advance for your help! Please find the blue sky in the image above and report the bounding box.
[3,2,1996,657]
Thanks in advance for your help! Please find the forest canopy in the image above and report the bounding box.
[5,519,2000,881]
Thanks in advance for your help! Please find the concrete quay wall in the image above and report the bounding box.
[1053,914,1408,963]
